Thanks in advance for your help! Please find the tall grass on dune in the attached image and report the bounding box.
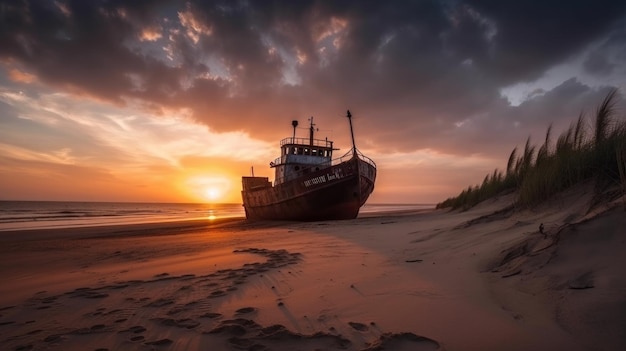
[437,89,626,210]
[617,134,626,210]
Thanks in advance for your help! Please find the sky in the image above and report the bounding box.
[1,0,626,204]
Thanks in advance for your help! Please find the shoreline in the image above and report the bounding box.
[0,207,435,241]
[1,193,624,350]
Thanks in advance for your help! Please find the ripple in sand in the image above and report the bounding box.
[206,323,248,336]
[119,325,146,334]
[206,319,352,349]
[43,334,62,342]
[235,307,257,314]
[3,248,309,351]
[151,317,200,329]
[348,321,369,331]
[144,338,173,346]
[199,312,222,319]
[209,290,226,298]
[145,298,174,307]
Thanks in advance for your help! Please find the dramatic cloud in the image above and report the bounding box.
[1,0,626,202]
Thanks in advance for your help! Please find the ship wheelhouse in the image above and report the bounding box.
[270,118,337,185]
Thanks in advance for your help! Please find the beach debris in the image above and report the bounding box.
[405,259,423,263]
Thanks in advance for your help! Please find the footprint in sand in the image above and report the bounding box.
[363,332,441,351]
[235,307,257,314]
[348,321,369,331]
[199,312,222,319]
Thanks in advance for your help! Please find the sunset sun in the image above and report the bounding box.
[185,175,233,203]
[204,186,222,201]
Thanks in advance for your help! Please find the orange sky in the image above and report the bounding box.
[1,1,625,204]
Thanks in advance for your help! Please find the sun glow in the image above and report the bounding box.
[205,186,222,201]
[186,175,233,203]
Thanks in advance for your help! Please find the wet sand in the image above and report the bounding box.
[1,188,624,350]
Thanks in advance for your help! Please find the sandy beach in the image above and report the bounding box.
[1,187,625,351]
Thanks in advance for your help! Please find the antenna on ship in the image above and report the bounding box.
[308,116,317,146]
[346,110,357,153]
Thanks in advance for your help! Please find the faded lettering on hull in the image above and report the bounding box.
[303,169,345,188]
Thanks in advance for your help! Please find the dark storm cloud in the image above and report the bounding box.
[464,0,626,84]
[582,21,626,76]
[462,80,618,157]
[1,0,625,156]
[0,1,164,101]
[583,50,616,76]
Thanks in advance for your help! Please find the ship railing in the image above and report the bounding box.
[335,148,377,168]
[270,155,328,168]
[280,137,334,148]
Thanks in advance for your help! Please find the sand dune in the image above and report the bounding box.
[1,187,624,350]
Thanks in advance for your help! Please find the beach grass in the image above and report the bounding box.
[437,89,626,210]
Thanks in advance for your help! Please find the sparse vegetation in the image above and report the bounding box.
[437,89,626,210]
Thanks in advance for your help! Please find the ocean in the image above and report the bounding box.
[0,201,434,231]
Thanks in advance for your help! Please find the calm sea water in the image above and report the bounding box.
[0,201,434,231]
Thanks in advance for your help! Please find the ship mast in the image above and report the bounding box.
[346,110,357,153]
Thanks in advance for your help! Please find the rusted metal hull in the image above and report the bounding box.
[241,157,375,221]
